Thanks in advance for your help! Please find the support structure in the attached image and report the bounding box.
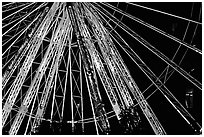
[68,5,111,134]
[2,2,201,135]
[3,3,60,128]
[81,3,166,134]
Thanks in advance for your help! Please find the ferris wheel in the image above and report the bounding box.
[2,2,202,135]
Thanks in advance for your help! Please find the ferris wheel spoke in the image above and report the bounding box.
[80,3,124,120]
[164,5,202,83]
[24,85,39,135]
[5,3,42,27]
[61,35,72,121]
[83,67,99,135]
[69,4,112,134]
[2,6,60,88]
[127,2,202,25]
[31,17,71,133]
[79,54,85,133]
[51,62,60,122]
[49,9,70,124]
[97,11,167,133]
[32,44,63,133]
[163,3,195,83]
[105,2,119,25]
[3,3,46,37]
[3,4,41,30]
[71,49,80,68]
[85,3,134,110]
[82,3,167,135]
[2,3,61,129]
[110,27,201,132]
[3,35,22,63]
[67,26,85,133]
[3,112,17,128]
[3,2,36,21]
[3,14,24,31]
[130,3,200,97]
[72,73,81,93]
[69,43,74,132]
[4,85,27,106]
[2,2,15,8]
[142,66,171,96]
[2,2,27,10]
[99,6,201,130]
[57,73,64,92]
[93,3,201,90]
[96,1,189,118]
[2,2,202,135]
[105,3,129,33]
[53,99,63,120]
[3,33,43,90]
[100,2,202,55]
[73,99,82,118]
[2,24,27,46]
[3,3,30,13]
[2,14,43,58]
[13,79,46,106]
[2,14,39,57]
[113,3,128,32]
[9,27,62,135]
[2,79,16,99]
[53,74,67,97]
[2,48,17,62]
